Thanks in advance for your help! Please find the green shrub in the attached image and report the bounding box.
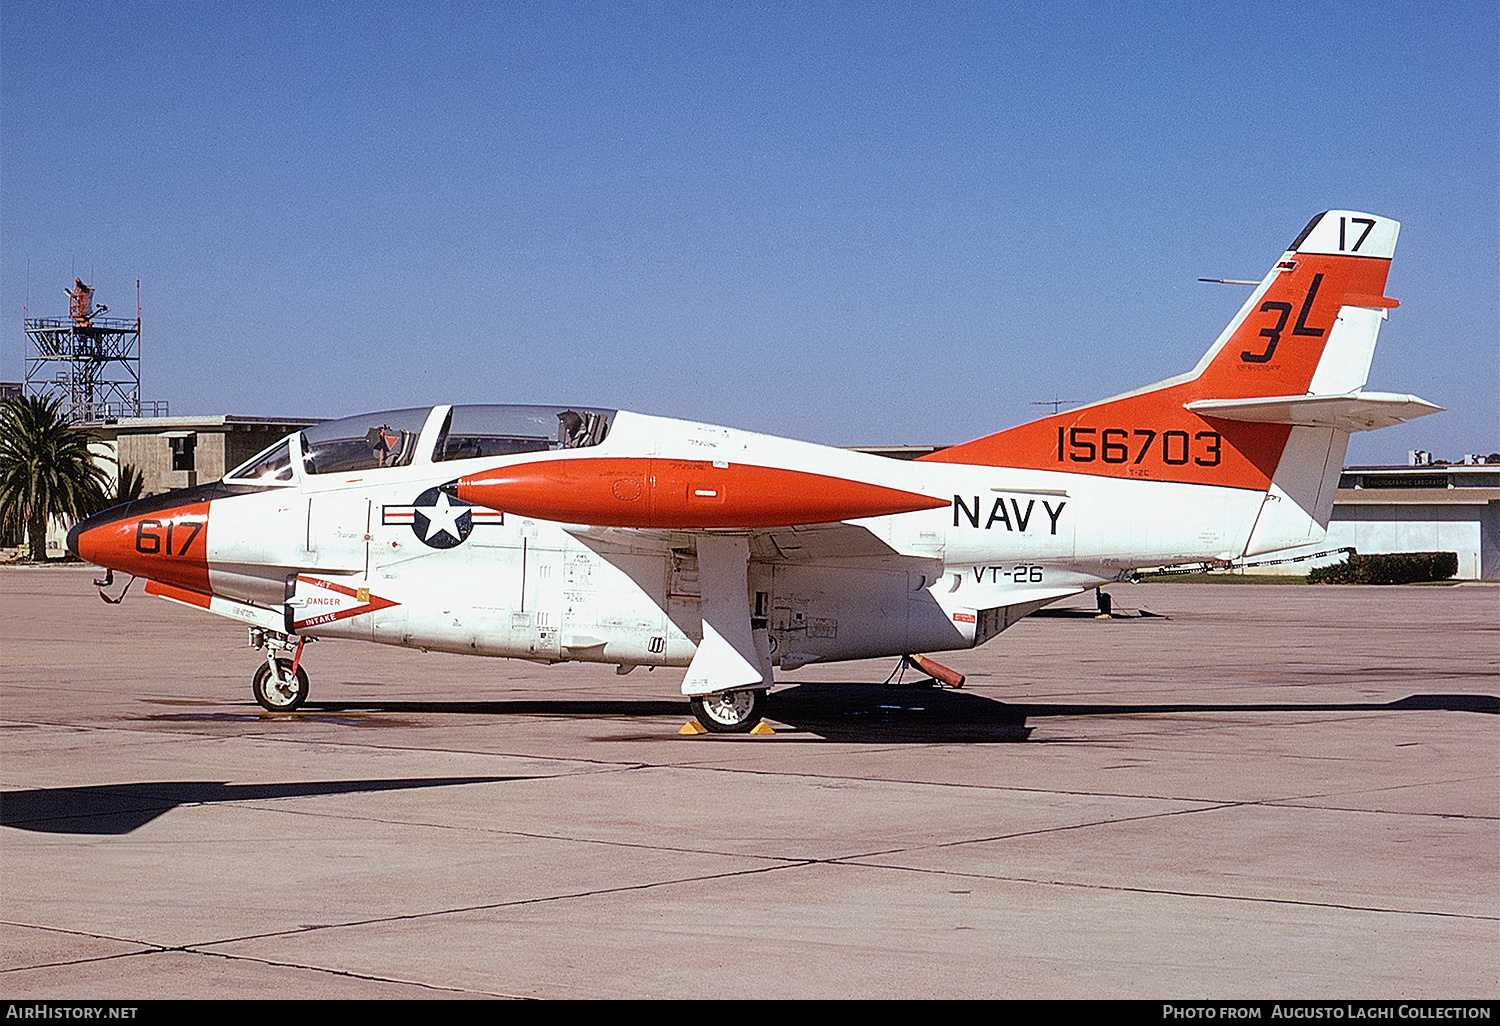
[1308,551,1458,585]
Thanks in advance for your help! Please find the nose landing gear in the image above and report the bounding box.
[249,629,311,712]
[253,659,309,711]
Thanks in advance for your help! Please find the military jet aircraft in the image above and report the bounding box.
[68,211,1439,732]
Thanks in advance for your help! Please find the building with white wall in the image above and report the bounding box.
[1244,464,1499,580]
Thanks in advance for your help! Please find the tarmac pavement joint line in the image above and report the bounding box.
[0,937,502,1000]
[830,859,1500,924]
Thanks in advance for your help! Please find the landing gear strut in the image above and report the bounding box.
[249,629,310,712]
[689,689,767,733]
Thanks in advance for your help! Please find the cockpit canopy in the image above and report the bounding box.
[434,404,611,462]
[226,404,616,485]
[303,407,431,476]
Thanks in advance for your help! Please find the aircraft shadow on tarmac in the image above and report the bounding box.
[0,776,524,836]
[288,682,1496,745]
[6,692,1492,835]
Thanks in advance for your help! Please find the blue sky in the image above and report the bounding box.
[4,1,1496,462]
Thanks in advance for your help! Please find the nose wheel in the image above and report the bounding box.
[248,629,312,712]
[689,689,767,733]
[253,658,309,712]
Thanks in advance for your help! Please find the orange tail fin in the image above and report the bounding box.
[923,211,1411,492]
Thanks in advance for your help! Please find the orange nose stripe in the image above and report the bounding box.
[74,501,211,593]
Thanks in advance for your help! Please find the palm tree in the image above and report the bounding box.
[0,396,113,561]
[116,463,146,504]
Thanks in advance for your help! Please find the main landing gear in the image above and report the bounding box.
[249,629,310,712]
[689,688,767,733]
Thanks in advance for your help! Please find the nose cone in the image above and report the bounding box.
[67,486,215,593]
[64,519,85,560]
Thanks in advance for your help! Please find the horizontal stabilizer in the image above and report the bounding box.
[1186,392,1443,432]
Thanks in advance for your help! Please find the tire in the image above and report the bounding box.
[689,689,766,733]
[253,659,309,712]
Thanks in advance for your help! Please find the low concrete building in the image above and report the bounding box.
[93,414,319,498]
[1324,464,1500,580]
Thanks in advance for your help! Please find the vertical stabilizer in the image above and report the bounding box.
[1189,210,1399,400]
[923,211,1408,505]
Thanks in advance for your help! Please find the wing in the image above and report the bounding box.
[566,520,947,695]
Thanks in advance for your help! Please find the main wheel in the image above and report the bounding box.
[253,659,309,712]
[689,689,767,733]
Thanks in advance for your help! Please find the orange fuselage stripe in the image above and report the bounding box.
[144,579,213,608]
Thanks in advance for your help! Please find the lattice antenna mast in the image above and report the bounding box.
[23,279,165,422]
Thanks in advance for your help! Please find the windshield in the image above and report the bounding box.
[226,439,296,483]
[432,405,614,462]
[302,408,431,475]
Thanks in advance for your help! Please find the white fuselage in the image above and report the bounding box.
[198,409,1274,671]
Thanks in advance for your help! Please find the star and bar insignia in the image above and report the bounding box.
[382,487,502,549]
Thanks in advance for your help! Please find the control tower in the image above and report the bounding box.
[23,279,166,423]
